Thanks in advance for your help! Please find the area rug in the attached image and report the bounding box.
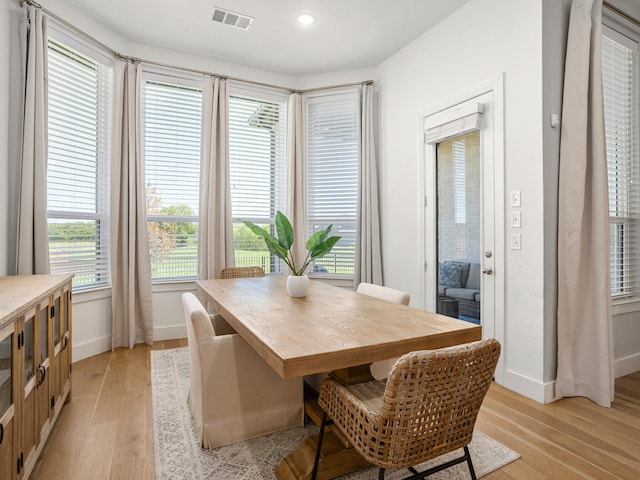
[151,347,520,479]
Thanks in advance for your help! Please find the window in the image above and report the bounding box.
[47,38,111,290]
[306,92,358,276]
[602,22,640,297]
[229,86,287,273]
[142,75,202,281]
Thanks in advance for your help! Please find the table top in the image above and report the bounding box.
[196,276,482,378]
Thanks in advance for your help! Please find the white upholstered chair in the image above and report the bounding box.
[304,283,411,393]
[182,292,304,449]
[356,282,411,380]
[355,282,410,306]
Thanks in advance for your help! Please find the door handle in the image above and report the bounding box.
[482,267,493,275]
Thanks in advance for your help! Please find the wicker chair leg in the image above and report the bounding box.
[311,412,328,480]
[464,446,477,480]
[397,445,476,480]
[379,467,385,479]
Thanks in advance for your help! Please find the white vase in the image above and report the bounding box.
[286,274,309,297]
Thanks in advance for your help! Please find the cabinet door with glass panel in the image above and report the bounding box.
[19,308,39,479]
[35,299,50,445]
[49,286,71,416]
[0,322,17,480]
[49,293,61,417]
[58,284,71,403]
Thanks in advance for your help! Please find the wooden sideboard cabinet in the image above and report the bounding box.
[0,274,73,480]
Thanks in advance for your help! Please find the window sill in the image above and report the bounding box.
[151,280,198,293]
[73,286,112,304]
[612,296,640,315]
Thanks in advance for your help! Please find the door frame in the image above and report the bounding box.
[417,74,505,383]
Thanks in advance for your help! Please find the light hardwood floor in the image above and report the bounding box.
[31,341,640,480]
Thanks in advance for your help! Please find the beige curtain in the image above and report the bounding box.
[16,5,50,275]
[355,83,382,286]
[110,59,154,349]
[198,76,233,279]
[556,0,614,408]
[286,92,307,272]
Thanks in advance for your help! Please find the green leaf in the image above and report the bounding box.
[242,220,273,241]
[263,237,289,261]
[309,236,340,260]
[306,224,332,251]
[242,220,288,261]
[243,214,340,273]
[275,211,294,250]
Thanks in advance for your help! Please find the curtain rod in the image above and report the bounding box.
[603,1,640,28]
[21,0,373,94]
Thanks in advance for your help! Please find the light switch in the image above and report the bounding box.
[511,211,521,228]
[511,233,522,250]
[511,191,521,207]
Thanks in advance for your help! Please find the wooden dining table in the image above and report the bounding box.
[196,276,481,378]
[196,276,482,480]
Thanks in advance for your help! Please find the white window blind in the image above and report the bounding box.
[142,77,202,281]
[229,88,287,273]
[47,39,111,290]
[306,93,358,277]
[602,28,639,297]
[452,140,467,224]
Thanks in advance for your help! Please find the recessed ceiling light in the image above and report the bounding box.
[297,13,315,25]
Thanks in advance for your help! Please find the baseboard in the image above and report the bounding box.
[502,369,556,404]
[501,356,640,404]
[72,335,111,362]
[615,352,640,378]
[71,325,186,362]
[154,324,187,341]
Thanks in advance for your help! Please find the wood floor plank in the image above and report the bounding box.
[482,393,638,479]
[29,341,640,480]
[71,420,119,480]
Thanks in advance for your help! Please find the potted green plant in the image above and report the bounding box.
[243,210,340,297]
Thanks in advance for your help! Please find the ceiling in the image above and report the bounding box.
[56,0,471,76]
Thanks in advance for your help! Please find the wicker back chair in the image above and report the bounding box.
[219,266,265,279]
[312,338,501,480]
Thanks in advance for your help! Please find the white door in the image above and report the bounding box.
[421,86,504,379]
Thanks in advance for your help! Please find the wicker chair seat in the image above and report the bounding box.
[339,379,386,412]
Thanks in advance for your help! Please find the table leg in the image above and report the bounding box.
[275,367,374,480]
[275,424,371,480]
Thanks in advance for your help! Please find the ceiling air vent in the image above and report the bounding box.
[211,6,254,30]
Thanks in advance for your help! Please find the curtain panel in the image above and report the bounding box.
[286,92,307,271]
[556,0,614,408]
[16,5,50,275]
[198,76,234,279]
[355,83,383,286]
[110,59,154,349]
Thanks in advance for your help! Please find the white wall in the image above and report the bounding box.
[375,0,640,402]
[376,0,549,400]
[541,0,571,385]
